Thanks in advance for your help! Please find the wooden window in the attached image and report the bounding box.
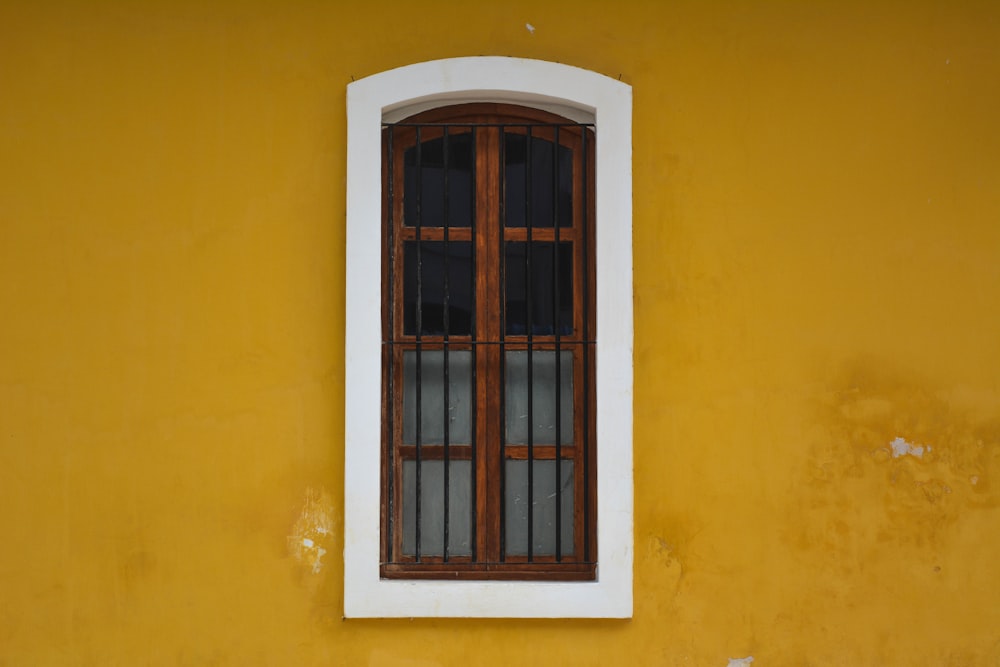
[381,103,596,580]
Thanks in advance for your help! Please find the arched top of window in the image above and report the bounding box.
[397,101,584,126]
[348,56,630,124]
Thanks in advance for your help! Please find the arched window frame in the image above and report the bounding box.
[345,57,632,618]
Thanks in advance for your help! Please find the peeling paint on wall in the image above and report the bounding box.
[288,487,334,574]
[727,657,754,667]
[788,359,1000,597]
[890,436,927,459]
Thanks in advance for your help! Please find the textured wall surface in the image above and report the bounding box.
[1,1,998,664]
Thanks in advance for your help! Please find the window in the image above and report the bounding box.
[345,57,632,617]
[381,104,595,580]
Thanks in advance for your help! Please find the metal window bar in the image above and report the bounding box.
[498,126,507,561]
[524,125,534,562]
[442,126,451,562]
[581,126,590,563]
[414,127,423,562]
[553,125,562,561]
[386,126,395,563]
[469,125,478,562]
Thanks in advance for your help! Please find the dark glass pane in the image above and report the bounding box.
[403,350,472,445]
[404,241,473,336]
[504,460,574,557]
[504,350,573,446]
[504,242,572,336]
[504,133,572,228]
[402,460,473,557]
[404,132,473,228]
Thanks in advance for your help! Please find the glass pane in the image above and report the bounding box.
[505,242,573,336]
[402,460,472,557]
[504,350,573,446]
[403,350,472,445]
[404,132,474,228]
[404,241,473,336]
[504,132,572,228]
[504,459,574,557]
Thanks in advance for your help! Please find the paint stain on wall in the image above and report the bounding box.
[889,436,927,459]
[645,534,684,602]
[288,487,334,574]
[814,360,997,504]
[785,358,1000,576]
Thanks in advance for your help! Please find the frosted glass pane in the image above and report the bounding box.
[504,351,573,445]
[402,460,472,557]
[403,350,472,444]
[504,460,574,557]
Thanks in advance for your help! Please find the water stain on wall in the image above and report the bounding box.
[645,534,684,602]
[787,358,999,571]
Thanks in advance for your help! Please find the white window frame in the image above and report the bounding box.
[344,57,632,618]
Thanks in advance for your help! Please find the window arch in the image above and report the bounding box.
[345,57,631,618]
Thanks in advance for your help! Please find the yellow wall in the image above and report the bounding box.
[2,0,999,664]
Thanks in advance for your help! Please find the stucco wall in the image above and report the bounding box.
[1,1,998,664]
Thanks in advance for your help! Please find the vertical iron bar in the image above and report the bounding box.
[581,126,590,563]
[525,127,534,562]
[498,126,507,561]
[442,127,450,562]
[414,127,423,562]
[553,127,562,561]
[470,126,478,561]
[386,126,395,563]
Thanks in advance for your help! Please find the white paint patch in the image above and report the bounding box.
[971,475,979,485]
[728,657,754,667]
[525,23,536,34]
[289,487,335,575]
[890,436,925,459]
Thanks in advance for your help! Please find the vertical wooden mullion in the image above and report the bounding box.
[386,129,408,564]
[392,149,406,561]
[485,125,504,564]
[474,126,499,562]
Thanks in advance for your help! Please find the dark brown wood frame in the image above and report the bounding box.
[381,103,596,580]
